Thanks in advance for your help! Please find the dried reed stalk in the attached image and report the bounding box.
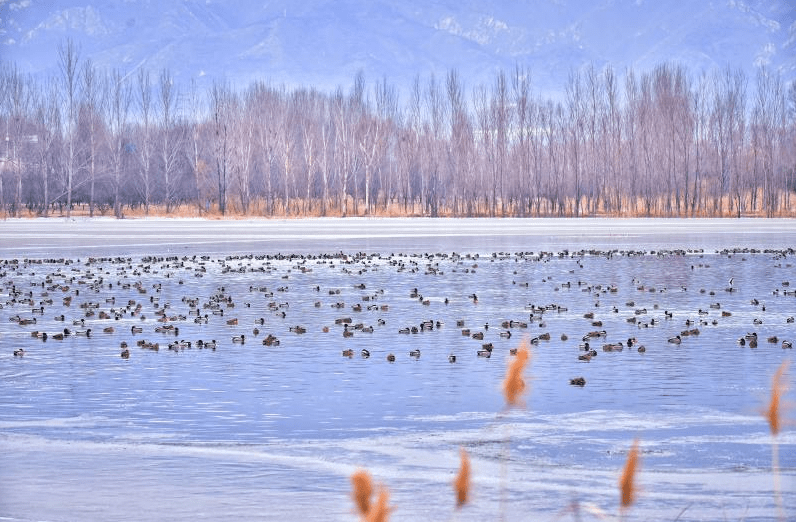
[619,439,641,510]
[351,469,373,516]
[454,447,471,508]
[766,360,790,522]
[766,360,789,436]
[503,339,530,407]
[366,485,391,522]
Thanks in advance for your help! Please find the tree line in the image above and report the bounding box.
[1,39,795,219]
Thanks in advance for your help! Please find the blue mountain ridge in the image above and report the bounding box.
[2,0,794,98]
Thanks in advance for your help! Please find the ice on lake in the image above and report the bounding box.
[0,218,794,521]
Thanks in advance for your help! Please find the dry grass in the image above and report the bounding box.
[453,447,471,509]
[619,439,641,511]
[502,339,531,407]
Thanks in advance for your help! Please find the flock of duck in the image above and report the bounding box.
[3,248,794,387]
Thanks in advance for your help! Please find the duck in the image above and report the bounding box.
[626,337,637,348]
[131,325,143,334]
[232,334,245,343]
[120,348,130,359]
[569,376,586,386]
[361,349,370,358]
[448,354,456,363]
[637,345,646,353]
[783,340,793,349]
[13,348,24,357]
[198,339,218,350]
[767,336,779,344]
[409,349,421,358]
[386,353,396,362]
[668,335,682,344]
[342,349,354,358]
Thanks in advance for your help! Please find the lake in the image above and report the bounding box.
[0,217,794,521]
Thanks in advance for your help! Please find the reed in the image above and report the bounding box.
[619,438,641,512]
[453,447,471,509]
[350,469,374,517]
[366,486,392,522]
[350,469,392,522]
[502,339,531,407]
[765,360,790,522]
[766,360,789,436]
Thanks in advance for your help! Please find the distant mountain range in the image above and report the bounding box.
[2,0,795,98]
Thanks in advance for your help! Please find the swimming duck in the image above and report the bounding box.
[13,348,24,357]
[387,353,396,362]
[668,335,681,344]
[120,348,130,359]
[361,349,370,358]
[448,354,456,363]
[409,349,421,358]
[232,334,245,343]
[342,349,354,358]
[569,376,586,386]
[782,340,792,349]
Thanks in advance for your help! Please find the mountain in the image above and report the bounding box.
[2,0,794,98]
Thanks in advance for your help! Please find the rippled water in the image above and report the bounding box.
[0,218,794,521]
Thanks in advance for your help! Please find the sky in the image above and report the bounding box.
[1,0,795,98]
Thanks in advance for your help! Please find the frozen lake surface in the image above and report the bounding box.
[0,217,794,521]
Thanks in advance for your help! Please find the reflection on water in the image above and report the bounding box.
[0,219,794,521]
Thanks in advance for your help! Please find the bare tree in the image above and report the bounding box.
[106,69,131,217]
[565,70,586,216]
[135,69,155,213]
[33,79,62,217]
[57,38,80,218]
[210,80,231,215]
[157,68,184,213]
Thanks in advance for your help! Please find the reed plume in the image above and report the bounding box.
[765,360,790,522]
[365,485,392,522]
[619,439,641,510]
[351,469,373,516]
[766,360,789,436]
[453,447,471,508]
[503,339,530,407]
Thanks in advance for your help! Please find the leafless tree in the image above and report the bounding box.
[210,80,231,215]
[57,38,81,218]
[106,69,131,217]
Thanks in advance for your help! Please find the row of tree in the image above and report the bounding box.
[1,40,795,219]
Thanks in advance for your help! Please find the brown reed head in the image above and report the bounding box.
[454,447,471,508]
[766,360,790,436]
[503,339,531,407]
[619,438,641,509]
[365,485,392,522]
[351,468,373,516]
